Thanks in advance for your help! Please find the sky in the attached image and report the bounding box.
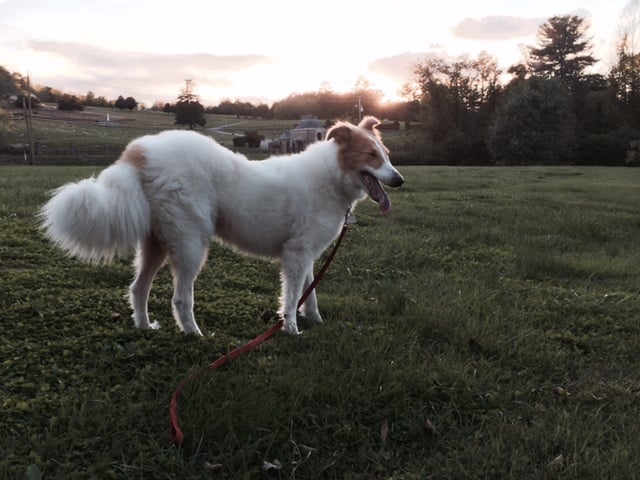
[0,0,632,107]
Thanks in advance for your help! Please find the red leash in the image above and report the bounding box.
[170,212,350,446]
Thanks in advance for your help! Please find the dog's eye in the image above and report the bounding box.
[367,151,377,157]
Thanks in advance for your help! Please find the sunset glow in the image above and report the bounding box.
[0,0,628,106]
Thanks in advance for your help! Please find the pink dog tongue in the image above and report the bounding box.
[376,188,391,213]
[361,172,391,213]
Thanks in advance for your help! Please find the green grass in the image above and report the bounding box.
[2,107,414,165]
[1,166,640,479]
[4,107,311,146]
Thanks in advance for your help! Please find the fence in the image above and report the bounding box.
[0,141,128,165]
[34,141,126,157]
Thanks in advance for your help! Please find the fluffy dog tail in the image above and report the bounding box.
[39,163,151,263]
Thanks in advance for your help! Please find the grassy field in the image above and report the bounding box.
[1,165,640,479]
[1,106,413,165]
[2,107,287,162]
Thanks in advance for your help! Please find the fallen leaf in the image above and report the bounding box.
[380,418,389,443]
[261,459,282,472]
[549,454,564,468]
[300,444,317,454]
[423,417,435,434]
[553,386,570,397]
[203,461,223,471]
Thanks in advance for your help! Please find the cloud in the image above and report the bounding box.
[369,51,444,82]
[452,16,544,41]
[24,41,272,103]
[570,8,592,20]
[28,41,269,72]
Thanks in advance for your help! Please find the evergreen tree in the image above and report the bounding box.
[174,79,206,129]
[528,15,597,87]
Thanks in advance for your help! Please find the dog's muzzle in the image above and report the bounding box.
[385,171,404,188]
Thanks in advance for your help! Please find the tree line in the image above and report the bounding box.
[407,14,640,166]
[154,85,416,124]
[2,9,640,165]
[0,72,143,113]
[158,12,640,166]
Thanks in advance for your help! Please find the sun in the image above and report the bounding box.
[209,54,405,106]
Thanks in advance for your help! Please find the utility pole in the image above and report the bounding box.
[23,75,35,165]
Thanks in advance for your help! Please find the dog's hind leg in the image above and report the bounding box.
[298,266,323,324]
[168,240,207,336]
[130,235,167,330]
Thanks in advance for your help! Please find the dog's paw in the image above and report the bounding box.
[136,320,161,330]
[298,309,323,324]
[182,325,204,336]
[281,321,302,335]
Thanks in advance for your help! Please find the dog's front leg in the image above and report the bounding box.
[298,266,323,324]
[278,251,312,335]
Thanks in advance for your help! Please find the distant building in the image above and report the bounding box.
[273,117,326,153]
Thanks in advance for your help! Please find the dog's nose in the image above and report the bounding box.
[389,172,404,188]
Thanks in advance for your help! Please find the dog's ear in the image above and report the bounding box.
[358,116,381,131]
[358,116,382,140]
[327,124,352,150]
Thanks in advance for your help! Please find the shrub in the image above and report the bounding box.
[487,77,575,164]
[573,134,626,166]
[57,94,84,111]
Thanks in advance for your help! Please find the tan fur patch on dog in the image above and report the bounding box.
[330,125,385,173]
[117,145,147,170]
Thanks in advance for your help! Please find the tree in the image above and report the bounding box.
[94,95,110,107]
[124,96,138,111]
[36,85,62,103]
[487,77,575,164]
[57,94,83,111]
[528,15,597,87]
[0,107,13,144]
[616,0,640,53]
[84,91,96,106]
[0,66,18,95]
[414,52,502,163]
[174,79,206,129]
[114,95,126,110]
[255,103,272,119]
[610,0,640,127]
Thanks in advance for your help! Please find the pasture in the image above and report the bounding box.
[1,107,412,165]
[1,165,640,479]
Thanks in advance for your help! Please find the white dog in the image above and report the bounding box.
[40,117,404,335]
